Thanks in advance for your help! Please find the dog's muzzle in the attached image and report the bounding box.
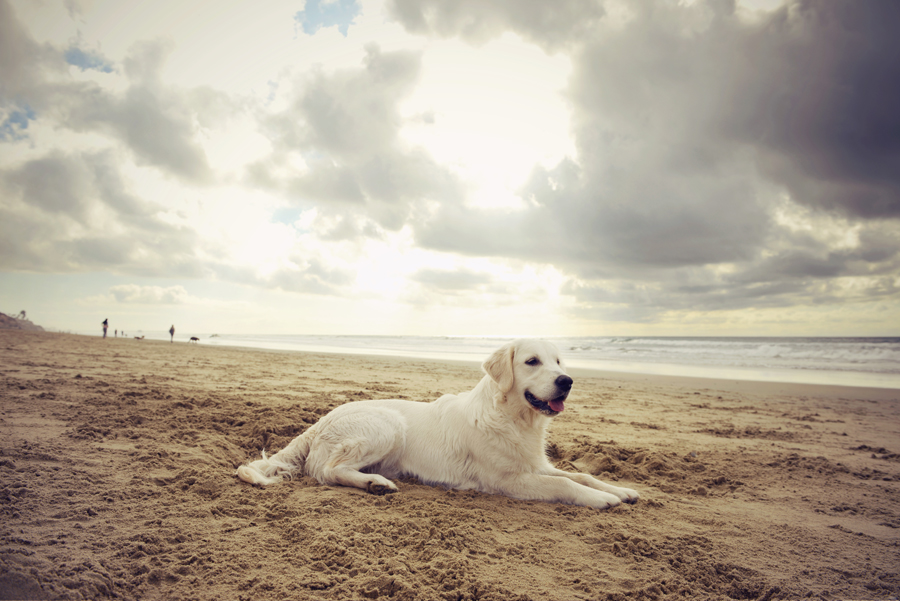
[525,375,573,416]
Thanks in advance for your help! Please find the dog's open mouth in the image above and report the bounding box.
[525,390,567,416]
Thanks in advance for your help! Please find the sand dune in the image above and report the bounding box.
[1,330,898,600]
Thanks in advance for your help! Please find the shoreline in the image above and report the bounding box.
[65,332,900,400]
[63,330,900,394]
[2,329,898,600]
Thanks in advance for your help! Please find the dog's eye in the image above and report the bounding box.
[525,357,541,366]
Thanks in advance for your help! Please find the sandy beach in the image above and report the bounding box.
[1,330,898,601]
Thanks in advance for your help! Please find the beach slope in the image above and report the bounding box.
[1,330,898,600]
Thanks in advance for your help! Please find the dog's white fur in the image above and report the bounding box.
[236,339,639,509]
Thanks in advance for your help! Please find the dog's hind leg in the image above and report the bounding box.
[323,445,399,495]
[306,406,407,495]
[236,426,316,486]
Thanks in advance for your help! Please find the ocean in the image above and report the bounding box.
[99,332,900,390]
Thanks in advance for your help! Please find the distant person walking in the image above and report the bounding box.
[169,325,175,342]
[102,319,109,338]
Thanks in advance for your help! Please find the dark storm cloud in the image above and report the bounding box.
[562,276,814,323]
[401,0,900,319]
[250,44,465,233]
[567,0,900,247]
[595,0,900,223]
[734,1,900,219]
[560,0,900,220]
[417,156,770,271]
[563,219,900,321]
[729,224,900,286]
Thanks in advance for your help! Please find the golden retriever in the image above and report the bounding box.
[236,339,639,508]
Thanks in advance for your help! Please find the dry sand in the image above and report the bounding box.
[1,330,898,601]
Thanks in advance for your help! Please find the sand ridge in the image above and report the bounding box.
[1,330,898,600]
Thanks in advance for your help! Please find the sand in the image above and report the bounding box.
[1,330,898,601]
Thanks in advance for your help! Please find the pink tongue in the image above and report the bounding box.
[549,398,565,413]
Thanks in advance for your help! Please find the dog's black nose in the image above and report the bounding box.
[555,375,573,392]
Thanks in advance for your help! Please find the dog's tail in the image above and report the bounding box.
[236,426,315,486]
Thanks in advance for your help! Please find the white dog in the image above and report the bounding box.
[237,339,639,509]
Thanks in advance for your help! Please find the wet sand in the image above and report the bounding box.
[1,330,898,600]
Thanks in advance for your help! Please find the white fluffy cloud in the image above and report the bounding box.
[249,43,465,232]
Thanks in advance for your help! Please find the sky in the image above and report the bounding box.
[1,0,898,337]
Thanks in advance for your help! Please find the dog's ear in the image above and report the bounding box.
[483,343,515,393]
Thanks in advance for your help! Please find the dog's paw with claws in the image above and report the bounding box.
[366,482,397,496]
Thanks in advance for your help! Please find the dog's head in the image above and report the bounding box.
[482,339,573,417]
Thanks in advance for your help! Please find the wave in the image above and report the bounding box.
[80,331,900,387]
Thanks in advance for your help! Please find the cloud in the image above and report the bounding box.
[60,39,213,183]
[0,0,67,101]
[250,44,465,232]
[402,0,900,321]
[0,146,354,297]
[0,0,65,145]
[265,44,421,158]
[109,284,189,304]
[2,0,897,333]
[266,258,356,295]
[0,6,213,184]
[411,268,494,292]
[4,151,98,220]
[295,0,361,37]
[0,150,200,275]
[386,0,605,50]
[730,1,900,219]
[204,252,356,296]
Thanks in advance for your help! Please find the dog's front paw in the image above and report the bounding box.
[611,486,640,504]
[366,481,398,496]
[584,491,624,509]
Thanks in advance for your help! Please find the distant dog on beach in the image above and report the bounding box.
[133,336,144,340]
[189,337,199,344]
[236,339,639,509]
